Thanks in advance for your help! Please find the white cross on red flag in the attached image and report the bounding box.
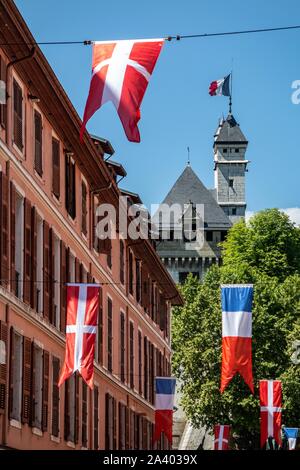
[58,283,100,389]
[80,38,164,143]
[214,424,231,450]
[259,380,282,448]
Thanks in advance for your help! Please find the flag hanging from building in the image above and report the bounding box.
[214,424,231,450]
[284,428,298,450]
[154,377,176,444]
[58,283,100,389]
[80,38,164,143]
[209,74,231,97]
[220,284,254,393]
[260,380,282,448]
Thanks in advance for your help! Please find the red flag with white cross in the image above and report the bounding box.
[259,380,282,448]
[58,283,100,389]
[214,424,231,450]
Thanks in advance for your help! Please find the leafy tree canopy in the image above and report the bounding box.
[172,209,300,449]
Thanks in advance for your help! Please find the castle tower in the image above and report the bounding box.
[213,114,250,223]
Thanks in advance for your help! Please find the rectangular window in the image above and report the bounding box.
[118,403,126,450]
[52,138,60,198]
[119,240,125,285]
[129,322,134,390]
[232,208,237,216]
[107,238,112,269]
[65,154,76,219]
[138,331,142,395]
[107,298,113,373]
[229,178,234,188]
[144,337,148,401]
[223,148,227,153]
[136,260,141,304]
[64,373,77,443]
[93,386,99,450]
[235,148,240,153]
[9,330,23,421]
[32,344,43,429]
[105,393,116,450]
[52,234,60,328]
[129,250,133,295]
[36,214,43,313]
[206,230,213,242]
[52,356,60,437]
[13,79,23,151]
[120,312,125,383]
[34,111,43,176]
[97,286,103,365]
[0,56,7,128]
[82,381,88,448]
[81,180,87,236]
[15,192,24,299]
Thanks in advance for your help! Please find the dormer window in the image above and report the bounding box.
[223,148,228,153]
[229,178,234,188]
[235,148,240,153]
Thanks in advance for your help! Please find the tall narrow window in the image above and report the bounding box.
[81,180,87,236]
[9,330,23,421]
[138,331,142,395]
[64,373,78,443]
[129,250,133,295]
[36,214,43,313]
[32,344,43,429]
[15,192,24,299]
[129,322,134,390]
[34,111,43,176]
[0,56,7,128]
[52,138,60,198]
[119,240,125,285]
[65,154,76,219]
[52,234,60,329]
[120,312,125,383]
[82,381,88,447]
[13,79,23,151]
[136,260,141,304]
[93,386,99,449]
[52,356,60,437]
[107,298,113,373]
[144,337,148,401]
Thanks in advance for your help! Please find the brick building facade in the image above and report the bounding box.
[0,0,182,450]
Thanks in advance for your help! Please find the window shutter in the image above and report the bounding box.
[23,198,32,305]
[107,298,113,372]
[118,403,126,450]
[0,321,8,412]
[52,138,60,198]
[22,336,32,424]
[81,181,87,236]
[120,312,125,383]
[105,392,110,449]
[98,286,103,365]
[0,56,7,128]
[125,406,129,449]
[130,409,134,449]
[10,182,16,295]
[144,337,148,400]
[9,328,15,417]
[75,373,79,444]
[13,80,23,150]
[31,207,37,310]
[82,380,88,447]
[31,343,37,427]
[119,240,124,284]
[138,331,142,395]
[159,295,166,332]
[64,379,70,441]
[130,322,134,389]
[60,241,67,333]
[43,221,50,321]
[93,386,99,450]
[34,111,43,176]
[142,417,147,450]
[0,172,9,286]
[42,350,49,432]
[75,258,80,283]
[52,357,60,437]
[113,398,117,450]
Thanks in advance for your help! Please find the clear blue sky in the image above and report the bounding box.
[15,0,300,216]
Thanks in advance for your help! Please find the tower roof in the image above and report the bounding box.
[160,165,232,229]
[214,114,248,145]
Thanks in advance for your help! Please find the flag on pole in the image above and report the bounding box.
[260,380,282,448]
[154,377,176,444]
[220,284,254,393]
[80,38,164,143]
[58,283,100,389]
[214,425,231,450]
[209,74,231,96]
[284,428,298,450]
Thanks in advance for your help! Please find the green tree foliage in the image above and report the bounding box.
[172,209,300,449]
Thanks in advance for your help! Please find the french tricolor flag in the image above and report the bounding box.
[154,377,176,444]
[221,284,254,393]
[209,74,231,96]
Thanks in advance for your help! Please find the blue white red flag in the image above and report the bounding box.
[154,377,176,444]
[284,428,298,450]
[221,284,254,393]
[209,74,231,97]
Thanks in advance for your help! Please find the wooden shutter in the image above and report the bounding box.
[93,386,99,450]
[0,56,7,128]
[23,199,32,305]
[118,403,126,450]
[60,241,67,333]
[31,343,36,427]
[144,337,148,400]
[52,357,60,437]
[120,312,125,383]
[105,393,110,449]
[34,111,43,176]
[159,294,166,331]
[81,181,87,236]
[42,350,49,431]
[125,406,129,449]
[0,172,9,286]
[65,155,76,219]
[107,298,113,372]
[64,379,70,441]
[130,409,134,449]
[128,250,133,295]
[141,265,147,311]
[31,207,37,310]
[9,328,14,417]
[119,240,124,284]
[22,336,32,424]
[138,331,142,395]
[0,321,8,412]
[130,322,134,389]
[75,257,80,283]
[113,398,117,450]
[10,182,16,295]
[98,286,103,365]
[43,221,50,321]
[82,380,88,447]
[52,138,60,198]
[13,79,23,150]
[75,373,79,443]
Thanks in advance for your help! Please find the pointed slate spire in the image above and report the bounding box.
[214,113,248,145]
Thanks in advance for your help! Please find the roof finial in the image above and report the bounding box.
[229,62,233,114]
[187,146,190,166]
